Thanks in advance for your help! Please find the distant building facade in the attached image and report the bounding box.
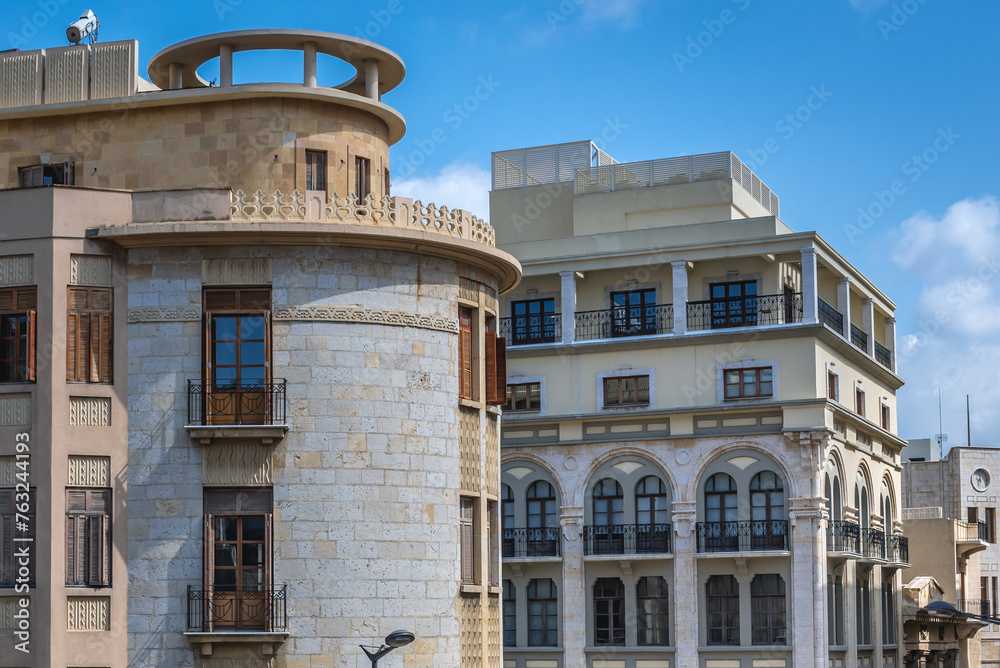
[491,141,909,668]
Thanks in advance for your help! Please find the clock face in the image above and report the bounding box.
[972,468,991,492]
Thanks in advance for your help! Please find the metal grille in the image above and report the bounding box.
[818,297,843,333]
[850,324,868,350]
[582,524,672,555]
[187,585,287,632]
[575,303,673,341]
[695,520,788,552]
[492,141,616,190]
[874,341,892,369]
[687,293,801,331]
[188,379,287,426]
[502,527,561,558]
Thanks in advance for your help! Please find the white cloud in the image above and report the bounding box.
[890,196,1000,443]
[392,161,492,221]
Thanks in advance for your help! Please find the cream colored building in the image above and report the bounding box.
[0,30,518,668]
[491,141,908,668]
[902,443,1000,667]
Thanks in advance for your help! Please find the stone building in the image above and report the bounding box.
[491,141,909,668]
[0,30,518,667]
[902,443,1000,667]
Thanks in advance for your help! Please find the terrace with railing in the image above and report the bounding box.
[502,527,562,558]
[582,524,672,556]
[695,520,789,553]
[575,304,673,341]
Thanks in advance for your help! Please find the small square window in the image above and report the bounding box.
[505,382,541,412]
[724,367,773,400]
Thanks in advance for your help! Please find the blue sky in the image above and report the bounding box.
[9,0,999,448]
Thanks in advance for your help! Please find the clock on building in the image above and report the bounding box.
[972,468,991,492]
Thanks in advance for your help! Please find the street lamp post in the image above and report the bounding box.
[360,629,416,667]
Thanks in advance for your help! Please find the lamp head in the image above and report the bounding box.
[385,629,415,648]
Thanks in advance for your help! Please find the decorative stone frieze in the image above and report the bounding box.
[126,306,202,322]
[202,258,272,286]
[0,597,25,631]
[0,255,33,286]
[273,305,456,333]
[68,455,110,487]
[67,597,110,631]
[69,396,112,426]
[0,457,15,486]
[70,255,113,287]
[203,442,272,486]
[0,394,30,428]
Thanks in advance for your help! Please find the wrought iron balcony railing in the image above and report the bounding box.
[695,520,788,553]
[687,293,802,332]
[502,527,561,558]
[188,379,287,426]
[582,523,672,556]
[818,297,843,333]
[887,534,909,564]
[957,520,990,542]
[860,528,886,560]
[574,304,673,341]
[850,323,868,350]
[499,314,561,346]
[958,599,992,617]
[827,520,861,553]
[874,341,892,370]
[187,585,288,632]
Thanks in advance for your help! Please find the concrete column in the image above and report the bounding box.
[168,63,182,90]
[672,502,698,667]
[790,497,829,668]
[671,261,689,335]
[365,59,379,100]
[846,560,858,668]
[219,44,233,87]
[862,298,875,356]
[886,316,897,371]
[800,247,819,325]
[560,271,578,344]
[837,277,852,338]
[303,42,317,88]
[559,510,586,668]
[873,567,884,664]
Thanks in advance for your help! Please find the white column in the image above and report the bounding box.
[671,261,689,335]
[837,277,852,338]
[790,498,829,668]
[559,511,586,668]
[559,271,578,344]
[365,59,380,100]
[672,502,698,667]
[303,42,317,87]
[219,44,233,87]
[862,298,875,356]
[885,316,897,371]
[168,63,182,90]
[800,247,819,325]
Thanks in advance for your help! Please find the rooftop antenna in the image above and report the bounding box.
[67,10,99,45]
[967,394,972,447]
[936,388,948,451]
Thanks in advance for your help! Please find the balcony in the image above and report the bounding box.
[502,527,561,558]
[500,314,561,346]
[818,297,843,333]
[687,293,802,332]
[695,520,788,553]
[874,341,892,369]
[575,304,672,341]
[860,528,886,560]
[187,585,288,632]
[188,379,287,426]
[958,519,990,543]
[582,523,672,556]
[887,534,909,564]
[850,323,868,350]
[958,599,993,617]
[828,520,861,554]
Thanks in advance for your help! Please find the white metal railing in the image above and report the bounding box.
[491,140,617,190]
[574,151,780,216]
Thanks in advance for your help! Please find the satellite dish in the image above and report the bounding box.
[67,10,99,45]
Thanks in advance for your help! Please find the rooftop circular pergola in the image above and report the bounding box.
[146,29,406,100]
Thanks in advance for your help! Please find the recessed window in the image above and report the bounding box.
[19,162,74,187]
[0,286,37,383]
[67,287,113,384]
[751,574,787,645]
[505,382,541,412]
[355,156,371,204]
[827,367,839,401]
[706,574,740,645]
[636,576,669,645]
[724,367,773,399]
[510,298,557,344]
[503,580,516,646]
[0,489,35,586]
[610,288,657,337]
[66,488,111,586]
[594,577,625,646]
[603,375,650,407]
[880,401,891,430]
[710,280,758,328]
[384,168,391,197]
[527,579,558,646]
[460,496,476,584]
[305,150,326,191]
[459,307,475,400]
[855,386,866,417]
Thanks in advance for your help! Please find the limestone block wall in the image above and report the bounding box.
[0,98,389,196]
[125,244,491,667]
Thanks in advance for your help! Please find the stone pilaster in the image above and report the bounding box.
[837,276,851,337]
[790,495,829,668]
[560,508,586,667]
[801,247,819,325]
[886,316,897,371]
[671,261,689,335]
[862,298,875,356]
[560,271,578,344]
[672,501,698,666]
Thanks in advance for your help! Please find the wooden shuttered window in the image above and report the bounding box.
[305,150,327,192]
[67,287,112,383]
[0,489,35,586]
[18,163,74,187]
[65,489,110,587]
[485,332,508,406]
[355,156,371,203]
[460,497,475,584]
[0,287,38,383]
[459,307,474,400]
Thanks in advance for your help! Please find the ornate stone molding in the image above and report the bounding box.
[70,255,113,287]
[0,255,33,287]
[274,306,456,333]
[68,455,111,487]
[0,457,15,487]
[67,597,110,631]
[127,306,202,323]
[0,597,25,630]
[202,258,272,286]
[0,394,30,428]
[69,397,112,426]
[203,442,272,486]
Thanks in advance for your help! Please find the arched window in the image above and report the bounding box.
[825,474,832,518]
[527,579,558,646]
[635,476,670,553]
[526,481,559,557]
[750,471,786,550]
[591,479,625,553]
[833,477,842,522]
[704,473,738,551]
[593,577,625,646]
[636,576,669,645]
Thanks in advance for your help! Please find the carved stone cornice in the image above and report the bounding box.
[127,306,202,322]
[273,306,457,334]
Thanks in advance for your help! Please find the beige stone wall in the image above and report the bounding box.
[0,98,390,196]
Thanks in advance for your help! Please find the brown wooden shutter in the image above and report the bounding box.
[26,310,36,382]
[87,515,101,585]
[485,331,497,405]
[66,515,74,584]
[91,312,112,383]
[76,314,90,382]
[459,308,473,400]
[66,313,78,381]
[487,336,507,407]
[460,498,474,583]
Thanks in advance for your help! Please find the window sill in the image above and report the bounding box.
[460,584,484,594]
[459,398,483,410]
[185,424,289,445]
[185,631,290,657]
[488,585,502,595]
